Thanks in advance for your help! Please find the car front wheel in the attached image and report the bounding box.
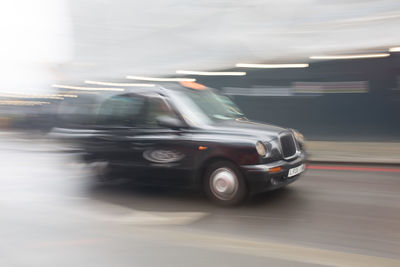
[203,161,247,206]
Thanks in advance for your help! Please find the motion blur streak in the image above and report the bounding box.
[0,92,64,99]
[176,70,246,76]
[389,47,400,52]
[307,165,400,173]
[309,53,390,60]
[52,84,125,92]
[235,63,309,68]
[56,94,78,98]
[84,80,156,87]
[126,76,196,82]
[0,100,50,105]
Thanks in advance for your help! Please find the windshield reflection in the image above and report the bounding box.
[172,88,245,126]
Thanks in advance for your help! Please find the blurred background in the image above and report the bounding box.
[1,0,400,141]
[1,1,400,266]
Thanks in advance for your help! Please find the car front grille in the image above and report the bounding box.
[279,133,297,159]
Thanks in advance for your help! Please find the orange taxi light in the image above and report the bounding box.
[179,81,206,90]
[269,166,282,173]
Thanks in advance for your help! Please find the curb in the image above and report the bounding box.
[306,160,400,167]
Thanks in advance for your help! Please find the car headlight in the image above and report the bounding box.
[292,129,305,144]
[256,141,267,157]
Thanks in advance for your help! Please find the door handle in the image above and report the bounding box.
[130,142,154,150]
[131,142,153,146]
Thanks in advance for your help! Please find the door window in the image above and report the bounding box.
[97,95,145,127]
[143,97,179,127]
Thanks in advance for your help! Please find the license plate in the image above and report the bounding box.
[288,164,305,177]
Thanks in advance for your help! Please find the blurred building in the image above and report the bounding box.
[61,0,400,80]
[1,0,400,139]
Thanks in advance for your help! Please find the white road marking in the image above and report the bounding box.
[94,211,207,225]
[74,202,208,226]
[0,192,208,226]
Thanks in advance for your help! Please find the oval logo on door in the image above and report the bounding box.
[143,149,185,163]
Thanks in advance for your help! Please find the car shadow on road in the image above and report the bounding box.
[85,179,308,216]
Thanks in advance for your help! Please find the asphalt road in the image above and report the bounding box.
[1,138,400,267]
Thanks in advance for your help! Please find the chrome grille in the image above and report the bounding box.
[279,133,297,159]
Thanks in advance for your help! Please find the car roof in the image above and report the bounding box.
[100,82,210,99]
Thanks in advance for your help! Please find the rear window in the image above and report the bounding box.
[97,95,145,127]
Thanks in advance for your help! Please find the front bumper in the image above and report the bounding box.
[240,151,306,194]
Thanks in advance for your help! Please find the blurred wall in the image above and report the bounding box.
[194,55,400,141]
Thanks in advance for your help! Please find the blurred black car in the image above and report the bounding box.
[51,82,306,205]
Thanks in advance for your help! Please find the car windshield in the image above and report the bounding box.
[172,88,245,125]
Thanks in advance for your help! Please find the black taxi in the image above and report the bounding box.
[52,82,306,205]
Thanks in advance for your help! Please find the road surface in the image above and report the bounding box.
[1,137,399,266]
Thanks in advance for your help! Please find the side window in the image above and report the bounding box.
[97,95,145,126]
[144,97,178,127]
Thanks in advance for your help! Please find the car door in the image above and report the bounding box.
[130,94,197,187]
[92,93,148,178]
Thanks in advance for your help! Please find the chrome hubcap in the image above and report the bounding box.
[210,168,238,200]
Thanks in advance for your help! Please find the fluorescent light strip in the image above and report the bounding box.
[84,80,155,87]
[0,92,63,100]
[0,100,50,106]
[126,75,196,82]
[56,94,78,98]
[310,53,390,60]
[236,63,309,68]
[389,47,400,52]
[52,84,124,92]
[176,70,246,76]
[0,92,77,99]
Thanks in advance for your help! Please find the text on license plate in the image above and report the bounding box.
[288,164,305,177]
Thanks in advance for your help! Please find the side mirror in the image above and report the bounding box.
[156,115,185,130]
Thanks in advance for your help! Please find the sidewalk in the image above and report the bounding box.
[306,141,400,165]
[1,131,400,165]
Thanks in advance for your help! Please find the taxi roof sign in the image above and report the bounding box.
[179,81,207,90]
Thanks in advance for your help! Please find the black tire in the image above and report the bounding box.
[203,160,247,206]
